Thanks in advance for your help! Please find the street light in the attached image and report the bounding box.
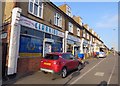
[112,29,116,55]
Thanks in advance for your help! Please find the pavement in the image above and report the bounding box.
[2,54,119,86]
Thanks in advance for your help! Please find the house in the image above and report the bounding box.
[59,4,83,57]
[2,1,67,77]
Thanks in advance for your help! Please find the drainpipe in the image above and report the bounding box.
[7,7,22,75]
[64,31,68,53]
[80,38,84,54]
[62,38,65,52]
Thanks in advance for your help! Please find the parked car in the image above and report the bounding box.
[98,52,106,58]
[40,52,83,78]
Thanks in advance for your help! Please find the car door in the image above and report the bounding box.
[62,54,73,70]
[69,54,78,69]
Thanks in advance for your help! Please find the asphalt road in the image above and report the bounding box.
[13,54,118,85]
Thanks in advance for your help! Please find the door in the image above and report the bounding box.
[44,43,51,56]
[2,43,8,78]
[69,54,78,69]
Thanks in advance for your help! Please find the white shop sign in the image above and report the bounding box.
[20,16,64,38]
[67,34,81,42]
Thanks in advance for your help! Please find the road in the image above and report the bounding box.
[10,54,118,85]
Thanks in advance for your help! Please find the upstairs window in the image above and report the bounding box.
[87,33,89,39]
[54,13,62,28]
[66,5,72,17]
[93,38,95,42]
[83,30,86,37]
[68,22,73,33]
[77,28,80,36]
[29,0,43,18]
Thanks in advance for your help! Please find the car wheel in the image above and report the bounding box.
[78,63,82,71]
[61,67,67,78]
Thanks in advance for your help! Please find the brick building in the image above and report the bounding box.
[2,0,107,78]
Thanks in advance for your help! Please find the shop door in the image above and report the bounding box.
[44,43,51,55]
[74,47,79,56]
[2,43,8,78]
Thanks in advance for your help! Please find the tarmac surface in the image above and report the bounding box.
[3,54,119,86]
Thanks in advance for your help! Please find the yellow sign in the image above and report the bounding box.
[44,62,51,66]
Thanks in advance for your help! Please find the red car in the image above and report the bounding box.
[40,52,83,78]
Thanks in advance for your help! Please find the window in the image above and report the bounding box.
[44,54,59,60]
[90,36,92,41]
[62,54,70,60]
[21,26,44,38]
[87,33,89,39]
[93,38,95,42]
[83,30,86,37]
[68,22,73,33]
[29,0,43,18]
[77,28,80,36]
[66,5,72,17]
[54,13,62,27]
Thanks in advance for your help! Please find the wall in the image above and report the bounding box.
[17,2,65,32]
[14,2,66,76]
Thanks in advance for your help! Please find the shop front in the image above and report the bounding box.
[67,34,81,57]
[16,16,64,74]
[19,16,64,57]
[83,39,89,58]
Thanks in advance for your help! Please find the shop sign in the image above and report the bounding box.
[44,38,54,43]
[20,16,64,38]
[75,42,80,46]
[67,40,74,45]
[84,39,88,44]
[67,34,81,42]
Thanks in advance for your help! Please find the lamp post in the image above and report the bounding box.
[113,29,116,56]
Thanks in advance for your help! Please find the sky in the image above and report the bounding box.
[53,2,118,51]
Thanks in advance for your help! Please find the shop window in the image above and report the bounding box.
[54,13,62,28]
[67,44,73,53]
[68,22,73,33]
[34,29,44,38]
[21,26,35,36]
[52,42,62,52]
[51,35,62,52]
[45,33,51,38]
[28,0,43,18]
[52,35,62,42]
[21,26,44,38]
[19,35,43,57]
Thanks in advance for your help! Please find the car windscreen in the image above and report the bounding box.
[44,54,59,60]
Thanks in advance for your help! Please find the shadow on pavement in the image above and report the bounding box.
[63,70,80,86]
[97,81,107,86]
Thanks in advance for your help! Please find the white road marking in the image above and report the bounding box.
[70,58,106,85]
[94,72,104,77]
[107,56,116,84]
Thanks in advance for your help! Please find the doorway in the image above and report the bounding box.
[44,42,52,56]
[2,43,8,79]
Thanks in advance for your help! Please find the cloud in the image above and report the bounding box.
[95,14,118,29]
